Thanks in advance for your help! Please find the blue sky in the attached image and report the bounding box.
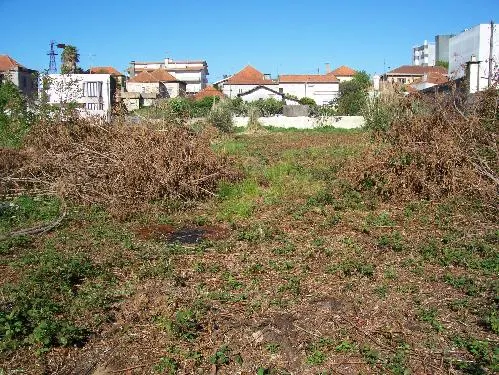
[1,0,497,82]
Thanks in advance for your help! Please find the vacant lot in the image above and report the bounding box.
[1,128,497,374]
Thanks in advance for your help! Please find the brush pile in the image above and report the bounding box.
[1,120,238,213]
[346,87,498,206]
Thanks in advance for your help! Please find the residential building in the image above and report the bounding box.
[278,74,340,105]
[406,71,449,92]
[90,66,126,102]
[44,74,112,120]
[237,85,285,102]
[193,85,225,100]
[382,65,447,85]
[128,58,208,94]
[126,69,186,98]
[328,65,356,82]
[221,65,277,98]
[449,23,498,91]
[0,55,38,97]
[435,34,454,63]
[412,40,436,66]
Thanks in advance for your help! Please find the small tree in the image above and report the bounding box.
[435,60,449,69]
[336,71,371,115]
[61,45,80,74]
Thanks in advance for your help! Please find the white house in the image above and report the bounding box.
[449,23,498,92]
[44,74,112,120]
[221,65,278,98]
[237,85,285,102]
[129,58,208,94]
[278,74,340,105]
[328,65,357,82]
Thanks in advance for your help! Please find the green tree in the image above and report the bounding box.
[61,45,80,74]
[0,81,31,148]
[435,60,449,69]
[336,71,371,115]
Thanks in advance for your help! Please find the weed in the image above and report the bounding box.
[377,231,404,252]
[443,273,479,296]
[327,259,375,278]
[335,340,355,352]
[374,284,389,299]
[155,308,202,341]
[209,345,231,366]
[265,342,280,354]
[386,344,411,375]
[278,276,301,297]
[361,345,380,365]
[153,356,178,374]
[306,350,326,365]
[417,307,444,332]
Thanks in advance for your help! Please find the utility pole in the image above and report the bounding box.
[488,20,494,88]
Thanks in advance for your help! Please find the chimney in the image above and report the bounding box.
[325,63,331,74]
[466,54,480,93]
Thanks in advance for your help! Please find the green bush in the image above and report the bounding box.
[0,81,33,148]
[299,97,317,106]
[336,71,371,115]
[207,100,234,132]
[252,98,283,116]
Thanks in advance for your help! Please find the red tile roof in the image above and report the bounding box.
[387,65,447,76]
[279,74,339,83]
[193,85,225,100]
[0,55,23,71]
[128,69,178,83]
[226,65,277,85]
[90,66,123,76]
[330,65,356,76]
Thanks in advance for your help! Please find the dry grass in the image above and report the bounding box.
[347,88,498,208]
[1,119,239,216]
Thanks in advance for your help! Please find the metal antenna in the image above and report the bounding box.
[47,41,58,73]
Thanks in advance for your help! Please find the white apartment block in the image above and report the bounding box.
[413,40,436,66]
[449,23,498,91]
[129,57,208,94]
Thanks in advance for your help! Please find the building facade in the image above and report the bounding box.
[278,74,339,105]
[383,65,447,85]
[0,55,38,97]
[221,65,278,98]
[435,34,454,63]
[44,74,112,120]
[449,23,498,91]
[412,40,436,66]
[128,58,208,94]
[328,65,356,82]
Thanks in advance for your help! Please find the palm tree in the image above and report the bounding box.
[61,45,80,74]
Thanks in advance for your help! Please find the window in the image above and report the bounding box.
[279,88,283,93]
[86,103,103,110]
[83,81,103,97]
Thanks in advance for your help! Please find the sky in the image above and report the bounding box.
[1,0,497,83]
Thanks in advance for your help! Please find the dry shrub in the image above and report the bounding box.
[2,119,239,214]
[344,88,498,206]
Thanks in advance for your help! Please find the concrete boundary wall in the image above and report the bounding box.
[233,115,364,129]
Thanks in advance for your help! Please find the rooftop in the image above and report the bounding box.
[0,55,24,71]
[90,66,124,76]
[226,65,277,85]
[128,69,179,83]
[193,85,225,100]
[387,65,447,76]
[279,74,339,83]
[329,65,357,76]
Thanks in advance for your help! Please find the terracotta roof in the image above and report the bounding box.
[330,65,356,76]
[0,55,24,71]
[226,65,277,85]
[387,65,447,76]
[193,85,225,100]
[151,69,178,82]
[279,74,339,83]
[90,66,123,76]
[128,69,178,83]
